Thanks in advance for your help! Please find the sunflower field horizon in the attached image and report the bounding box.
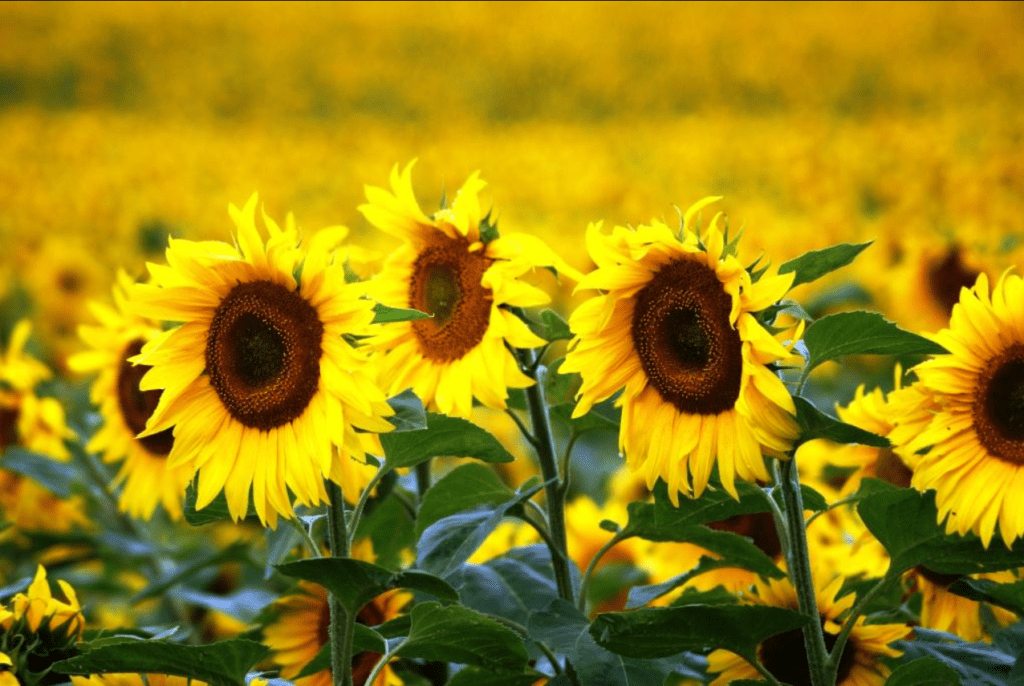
[2,3,1024,686]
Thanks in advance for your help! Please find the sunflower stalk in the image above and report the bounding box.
[517,346,576,606]
[825,573,898,683]
[774,458,831,686]
[326,480,355,686]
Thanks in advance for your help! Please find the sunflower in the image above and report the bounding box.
[0,653,15,686]
[907,568,1017,642]
[796,368,917,497]
[359,161,581,418]
[892,271,1024,547]
[131,195,394,527]
[264,540,408,686]
[707,573,909,686]
[561,200,801,503]
[68,271,192,521]
[0,321,86,536]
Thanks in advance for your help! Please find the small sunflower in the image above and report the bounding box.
[68,271,192,521]
[907,567,1017,642]
[561,200,801,502]
[264,540,407,686]
[892,271,1024,547]
[359,161,581,418]
[796,369,916,497]
[707,573,909,686]
[132,195,394,527]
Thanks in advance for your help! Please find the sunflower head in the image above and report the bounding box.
[894,271,1024,547]
[132,194,393,527]
[562,199,801,502]
[360,161,580,418]
[0,567,84,686]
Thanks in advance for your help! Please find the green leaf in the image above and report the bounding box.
[667,527,782,579]
[590,604,807,662]
[885,657,963,686]
[778,241,873,288]
[0,446,80,499]
[625,557,732,609]
[794,396,890,448]
[396,602,529,672]
[416,463,512,536]
[536,310,573,342]
[53,639,268,686]
[446,667,542,686]
[386,389,428,432]
[417,480,547,578]
[858,489,1024,576]
[803,311,947,373]
[896,628,1011,686]
[276,558,458,615]
[354,492,415,571]
[948,578,1024,616]
[624,481,774,537]
[549,402,618,435]
[528,599,683,686]
[372,303,431,323]
[380,412,514,471]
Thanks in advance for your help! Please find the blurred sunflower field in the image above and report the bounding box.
[3,2,1024,685]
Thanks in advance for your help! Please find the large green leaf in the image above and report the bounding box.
[624,481,773,535]
[858,489,1024,575]
[396,602,529,672]
[372,303,431,323]
[778,241,872,289]
[0,446,80,499]
[794,396,889,448]
[53,639,268,686]
[590,604,807,662]
[803,311,947,373]
[885,657,962,686]
[417,480,546,578]
[277,558,458,615]
[380,413,514,471]
[528,599,686,686]
[386,389,428,432]
[416,463,512,536]
[534,309,573,342]
[895,628,1012,686]
[446,667,543,686]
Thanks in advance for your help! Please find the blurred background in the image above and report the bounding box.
[2,1,1023,373]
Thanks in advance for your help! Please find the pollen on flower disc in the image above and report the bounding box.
[408,234,493,362]
[631,256,743,415]
[973,343,1024,465]
[0,405,18,451]
[118,339,174,457]
[206,280,323,431]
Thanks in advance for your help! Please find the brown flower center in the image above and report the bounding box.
[927,246,979,315]
[57,269,84,295]
[409,234,492,362]
[706,512,781,559]
[317,597,388,686]
[0,404,19,452]
[117,339,174,457]
[759,619,855,686]
[631,256,743,414]
[206,280,323,431]
[973,343,1024,465]
[873,449,913,488]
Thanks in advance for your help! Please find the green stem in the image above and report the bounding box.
[518,347,576,605]
[577,533,625,613]
[326,480,354,686]
[415,461,431,500]
[776,458,830,686]
[289,516,323,558]
[825,573,897,683]
[795,367,812,397]
[363,639,404,686]
[346,465,387,551]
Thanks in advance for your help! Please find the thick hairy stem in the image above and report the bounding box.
[518,347,576,604]
[326,480,354,686]
[777,458,830,686]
